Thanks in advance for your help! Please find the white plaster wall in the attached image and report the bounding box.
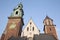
[21,19,40,38]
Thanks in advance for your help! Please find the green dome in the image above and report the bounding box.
[10,2,24,18]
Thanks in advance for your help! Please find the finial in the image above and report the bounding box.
[46,14,48,18]
[20,0,23,3]
[46,11,48,16]
[30,17,32,19]
[45,11,49,18]
[29,17,33,21]
[46,14,48,16]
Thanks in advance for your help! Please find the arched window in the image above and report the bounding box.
[48,20,50,25]
[50,28,51,31]
[32,27,34,31]
[16,11,18,15]
[30,22,32,25]
[27,27,29,31]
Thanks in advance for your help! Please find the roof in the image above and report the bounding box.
[8,36,27,40]
[43,16,53,23]
[8,34,57,40]
[33,34,57,40]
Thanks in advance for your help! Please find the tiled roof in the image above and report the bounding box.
[8,34,57,40]
[8,36,27,40]
[33,34,57,40]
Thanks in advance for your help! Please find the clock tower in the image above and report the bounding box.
[1,3,24,40]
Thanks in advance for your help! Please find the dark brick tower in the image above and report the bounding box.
[43,16,58,39]
[1,3,24,40]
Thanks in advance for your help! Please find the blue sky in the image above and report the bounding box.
[0,0,60,39]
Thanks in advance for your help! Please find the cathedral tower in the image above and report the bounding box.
[1,3,24,40]
[43,16,58,39]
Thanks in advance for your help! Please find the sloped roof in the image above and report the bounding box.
[8,34,57,40]
[23,18,39,31]
[8,36,17,40]
[43,16,53,23]
[8,36,27,40]
[33,34,57,40]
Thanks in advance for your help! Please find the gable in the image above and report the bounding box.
[21,19,40,38]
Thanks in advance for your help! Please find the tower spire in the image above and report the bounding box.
[1,2,24,40]
[10,1,24,18]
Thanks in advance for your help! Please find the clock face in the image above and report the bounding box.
[9,22,16,29]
